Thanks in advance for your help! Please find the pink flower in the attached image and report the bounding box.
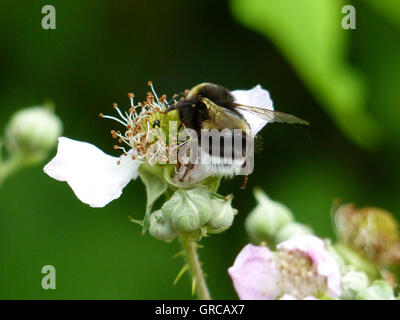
[228,235,342,300]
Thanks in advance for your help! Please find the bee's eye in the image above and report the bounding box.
[198,101,207,110]
[153,120,161,128]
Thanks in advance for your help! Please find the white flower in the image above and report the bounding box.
[228,235,342,300]
[43,84,274,207]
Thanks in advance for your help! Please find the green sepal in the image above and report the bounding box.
[138,165,168,232]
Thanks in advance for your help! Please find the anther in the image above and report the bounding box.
[110,130,118,138]
[99,113,104,117]
[128,93,135,107]
[113,145,119,150]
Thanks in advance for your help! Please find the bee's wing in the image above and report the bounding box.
[201,97,248,130]
[234,103,309,125]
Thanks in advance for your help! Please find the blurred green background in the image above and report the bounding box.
[0,0,399,299]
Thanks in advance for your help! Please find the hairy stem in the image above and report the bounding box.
[180,235,211,300]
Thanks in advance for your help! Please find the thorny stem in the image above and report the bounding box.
[180,235,211,300]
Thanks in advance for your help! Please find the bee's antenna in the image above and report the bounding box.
[166,92,185,107]
[163,104,177,114]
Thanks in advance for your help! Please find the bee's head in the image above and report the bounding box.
[164,97,208,130]
[164,95,203,113]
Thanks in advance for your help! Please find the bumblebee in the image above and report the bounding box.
[165,83,308,184]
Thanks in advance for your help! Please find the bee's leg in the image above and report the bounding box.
[240,175,248,189]
[179,163,194,182]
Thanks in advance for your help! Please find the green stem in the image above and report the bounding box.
[180,235,211,300]
[0,153,24,186]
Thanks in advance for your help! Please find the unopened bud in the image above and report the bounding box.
[275,222,313,243]
[149,210,177,242]
[340,266,369,300]
[207,195,237,234]
[162,188,211,233]
[245,189,293,244]
[355,280,395,300]
[6,105,62,155]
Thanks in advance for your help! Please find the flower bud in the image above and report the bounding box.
[245,189,293,244]
[6,105,62,155]
[340,266,369,300]
[186,188,212,226]
[334,204,400,267]
[355,280,395,300]
[149,210,177,242]
[162,188,211,233]
[207,194,237,234]
[274,222,313,243]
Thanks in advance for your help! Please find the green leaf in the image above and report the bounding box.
[230,0,382,148]
[365,0,400,29]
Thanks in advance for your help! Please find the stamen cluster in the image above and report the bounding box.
[100,81,181,165]
[276,249,327,299]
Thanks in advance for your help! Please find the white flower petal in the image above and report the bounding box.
[44,137,140,208]
[231,85,274,137]
[277,235,342,298]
